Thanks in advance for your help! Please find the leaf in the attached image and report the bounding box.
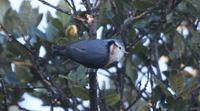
[152,86,162,102]
[3,9,26,36]
[56,1,72,27]
[0,0,11,23]
[19,1,43,27]
[52,18,64,33]
[45,22,59,42]
[5,41,28,58]
[3,1,42,38]
[15,65,32,83]
[133,18,150,29]
[178,1,200,18]
[134,43,148,60]
[4,72,20,85]
[98,0,113,25]
[18,1,43,38]
[166,96,187,111]
[126,28,136,41]
[173,34,185,58]
[70,85,89,100]
[34,27,47,39]
[104,93,120,106]
[126,57,137,82]
[168,70,184,96]
[132,1,154,11]
[189,30,200,52]
[68,65,87,82]
[55,37,69,45]
[153,74,172,96]
[130,99,149,111]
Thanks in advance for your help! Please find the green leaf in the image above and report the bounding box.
[133,18,150,29]
[98,0,113,25]
[0,0,11,23]
[154,75,172,96]
[68,66,87,82]
[132,1,154,11]
[70,85,89,100]
[45,22,59,41]
[18,1,43,38]
[59,66,88,86]
[178,1,200,18]
[3,9,25,36]
[168,70,184,96]
[4,72,20,85]
[54,37,69,45]
[126,28,137,41]
[125,57,137,82]
[104,93,120,106]
[5,41,28,58]
[152,86,162,102]
[130,99,149,111]
[134,43,148,60]
[173,34,185,58]
[56,0,72,28]
[15,65,32,83]
[52,18,64,33]
[19,1,43,27]
[3,1,42,38]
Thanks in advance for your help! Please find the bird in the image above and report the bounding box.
[52,39,127,69]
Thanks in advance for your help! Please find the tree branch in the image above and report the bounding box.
[89,69,98,111]
[82,0,92,13]
[0,24,70,110]
[64,0,73,10]
[0,24,34,56]
[70,0,77,14]
[38,0,71,15]
[37,0,86,23]
[0,78,8,111]
[114,7,154,37]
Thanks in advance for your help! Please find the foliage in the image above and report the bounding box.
[0,0,199,111]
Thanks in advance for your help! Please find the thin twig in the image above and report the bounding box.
[82,0,92,13]
[0,24,70,110]
[70,0,77,14]
[114,7,154,37]
[38,0,86,23]
[64,0,73,10]
[0,24,34,56]
[152,35,162,80]
[38,0,71,15]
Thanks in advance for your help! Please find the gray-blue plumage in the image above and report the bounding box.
[53,39,114,68]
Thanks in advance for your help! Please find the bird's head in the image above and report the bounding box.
[107,39,127,65]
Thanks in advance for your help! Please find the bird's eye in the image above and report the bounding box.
[119,47,121,49]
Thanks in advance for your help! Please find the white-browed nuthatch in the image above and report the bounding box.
[53,39,127,68]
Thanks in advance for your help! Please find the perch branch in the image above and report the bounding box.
[89,69,98,111]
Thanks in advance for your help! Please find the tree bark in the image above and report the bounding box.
[89,69,98,111]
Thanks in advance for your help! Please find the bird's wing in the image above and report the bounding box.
[66,40,109,68]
